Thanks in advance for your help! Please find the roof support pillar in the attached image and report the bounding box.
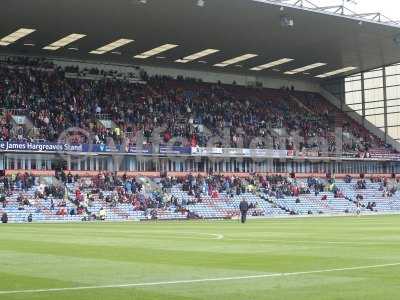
[383,66,388,143]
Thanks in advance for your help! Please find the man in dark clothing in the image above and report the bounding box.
[239,199,249,223]
[1,212,8,223]
[0,194,6,208]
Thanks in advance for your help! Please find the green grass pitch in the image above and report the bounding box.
[1,216,400,300]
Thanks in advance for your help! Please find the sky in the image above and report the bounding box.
[310,0,400,21]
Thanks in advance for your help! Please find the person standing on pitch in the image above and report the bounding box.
[239,199,249,223]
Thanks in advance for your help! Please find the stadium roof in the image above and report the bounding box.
[1,0,400,80]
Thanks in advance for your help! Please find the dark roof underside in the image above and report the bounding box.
[1,0,400,80]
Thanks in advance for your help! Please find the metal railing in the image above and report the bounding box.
[0,108,28,116]
[253,0,400,27]
[96,113,112,120]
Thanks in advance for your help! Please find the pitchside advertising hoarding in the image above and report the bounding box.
[190,147,288,158]
[0,141,399,160]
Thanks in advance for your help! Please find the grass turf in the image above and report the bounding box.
[1,216,400,300]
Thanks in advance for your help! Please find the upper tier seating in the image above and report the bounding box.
[0,57,395,155]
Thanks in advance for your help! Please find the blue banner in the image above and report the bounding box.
[0,141,152,154]
[127,146,152,154]
[159,146,191,155]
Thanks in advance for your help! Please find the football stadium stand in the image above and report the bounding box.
[5,2,400,300]
[1,0,400,223]
[0,56,400,222]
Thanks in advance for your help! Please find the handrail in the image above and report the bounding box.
[0,108,28,116]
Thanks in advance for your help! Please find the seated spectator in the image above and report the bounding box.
[344,175,352,183]
[0,193,6,208]
[56,207,67,216]
[356,180,367,190]
[99,207,106,220]
[1,212,8,223]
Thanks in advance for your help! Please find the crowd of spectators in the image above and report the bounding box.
[167,173,328,201]
[0,172,36,193]
[2,170,400,222]
[56,171,186,218]
[0,172,66,216]
[295,91,390,154]
[0,57,392,155]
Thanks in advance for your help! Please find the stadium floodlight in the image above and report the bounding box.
[175,49,219,63]
[284,62,326,75]
[250,58,293,71]
[316,66,357,78]
[280,15,294,27]
[0,28,36,46]
[134,44,178,59]
[90,39,134,54]
[43,34,86,51]
[214,54,258,67]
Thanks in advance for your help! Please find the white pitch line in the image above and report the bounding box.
[222,237,388,245]
[156,232,224,240]
[1,262,399,295]
[172,233,224,240]
[210,233,224,240]
[177,232,224,240]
